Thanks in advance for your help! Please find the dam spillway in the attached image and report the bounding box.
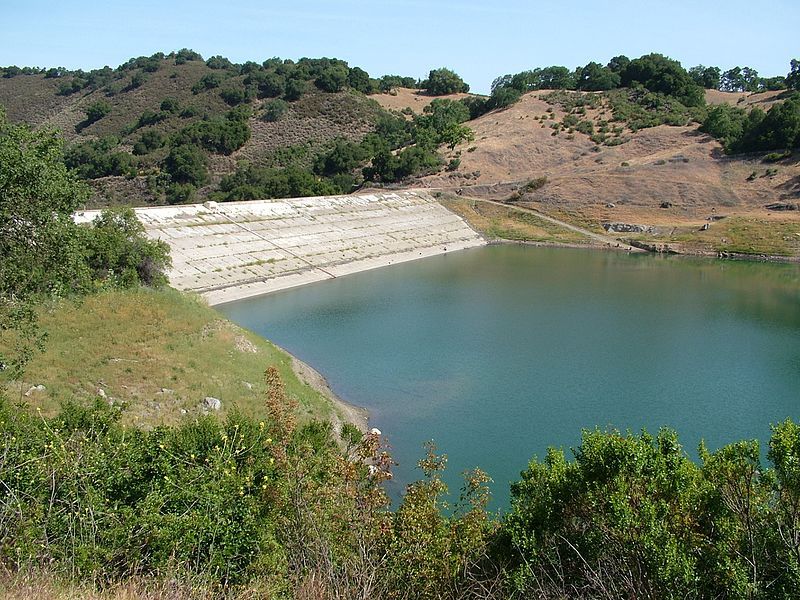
[76,190,485,305]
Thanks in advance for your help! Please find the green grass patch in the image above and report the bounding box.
[5,287,335,426]
[441,197,590,245]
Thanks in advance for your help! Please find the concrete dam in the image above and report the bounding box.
[76,190,485,305]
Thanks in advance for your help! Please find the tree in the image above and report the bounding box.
[162,144,209,186]
[315,64,349,93]
[81,208,171,287]
[607,55,631,74]
[284,78,308,101]
[787,59,800,91]
[700,104,746,149]
[84,101,112,124]
[577,62,621,91]
[1,110,90,375]
[206,55,233,70]
[721,67,746,92]
[621,53,705,106]
[689,65,721,89]
[347,67,373,93]
[741,67,761,91]
[423,68,469,95]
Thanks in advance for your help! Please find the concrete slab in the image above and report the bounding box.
[75,190,485,305]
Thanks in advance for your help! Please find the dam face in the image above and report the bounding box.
[77,191,485,305]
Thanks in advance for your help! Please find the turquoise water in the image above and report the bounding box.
[219,246,800,509]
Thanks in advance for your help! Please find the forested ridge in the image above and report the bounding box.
[1,50,798,208]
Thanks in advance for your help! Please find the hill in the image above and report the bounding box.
[410,89,800,258]
[0,52,407,206]
[2,51,798,258]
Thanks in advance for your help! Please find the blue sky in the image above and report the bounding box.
[2,0,798,93]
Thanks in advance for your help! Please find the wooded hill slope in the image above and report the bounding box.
[2,51,799,257]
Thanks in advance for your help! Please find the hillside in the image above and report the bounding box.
[5,287,352,427]
[408,89,800,258]
[2,53,798,258]
[0,53,391,206]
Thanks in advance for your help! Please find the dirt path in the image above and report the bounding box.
[466,196,646,252]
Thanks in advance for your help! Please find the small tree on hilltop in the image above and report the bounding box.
[423,68,470,96]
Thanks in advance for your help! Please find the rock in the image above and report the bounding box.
[203,201,219,210]
[603,222,653,234]
[204,396,222,411]
[24,384,46,397]
[765,202,798,211]
[97,388,107,398]
[158,388,174,394]
[369,427,382,436]
[660,201,672,209]
[700,223,710,231]
[605,203,616,208]
[180,409,188,415]
[234,335,258,354]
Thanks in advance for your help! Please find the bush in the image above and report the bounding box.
[220,86,250,106]
[284,78,308,101]
[165,182,196,205]
[173,114,250,155]
[315,64,349,93]
[80,208,171,287]
[174,48,203,64]
[262,99,289,122]
[524,176,548,192]
[162,144,209,186]
[83,101,111,124]
[764,150,792,162]
[124,72,147,91]
[64,138,137,179]
[422,67,469,95]
[191,73,222,94]
[132,130,164,155]
[216,165,341,201]
[205,55,233,70]
[160,97,180,113]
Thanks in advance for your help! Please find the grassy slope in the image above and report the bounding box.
[440,194,593,245]
[5,287,335,427]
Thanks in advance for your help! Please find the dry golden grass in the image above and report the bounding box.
[369,87,474,115]
[440,195,593,245]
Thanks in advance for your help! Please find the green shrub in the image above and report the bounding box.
[64,138,137,179]
[80,208,171,287]
[261,99,289,122]
[763,151,792,162]
[191,73,223,94]
[575,120,594,135]
[160,97,180,113]
[83,101,111,124]
[162,144,208,186]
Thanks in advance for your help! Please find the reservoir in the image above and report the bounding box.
[219,245,800,508]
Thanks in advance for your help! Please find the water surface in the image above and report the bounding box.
[220,246,800,508]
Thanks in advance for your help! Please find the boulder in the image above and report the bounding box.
[204,396,222,411]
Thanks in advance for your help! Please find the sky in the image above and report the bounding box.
[2,0,798,94]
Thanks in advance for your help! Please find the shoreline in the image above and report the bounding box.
[287,349,370,434]
[204,237,485,307]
